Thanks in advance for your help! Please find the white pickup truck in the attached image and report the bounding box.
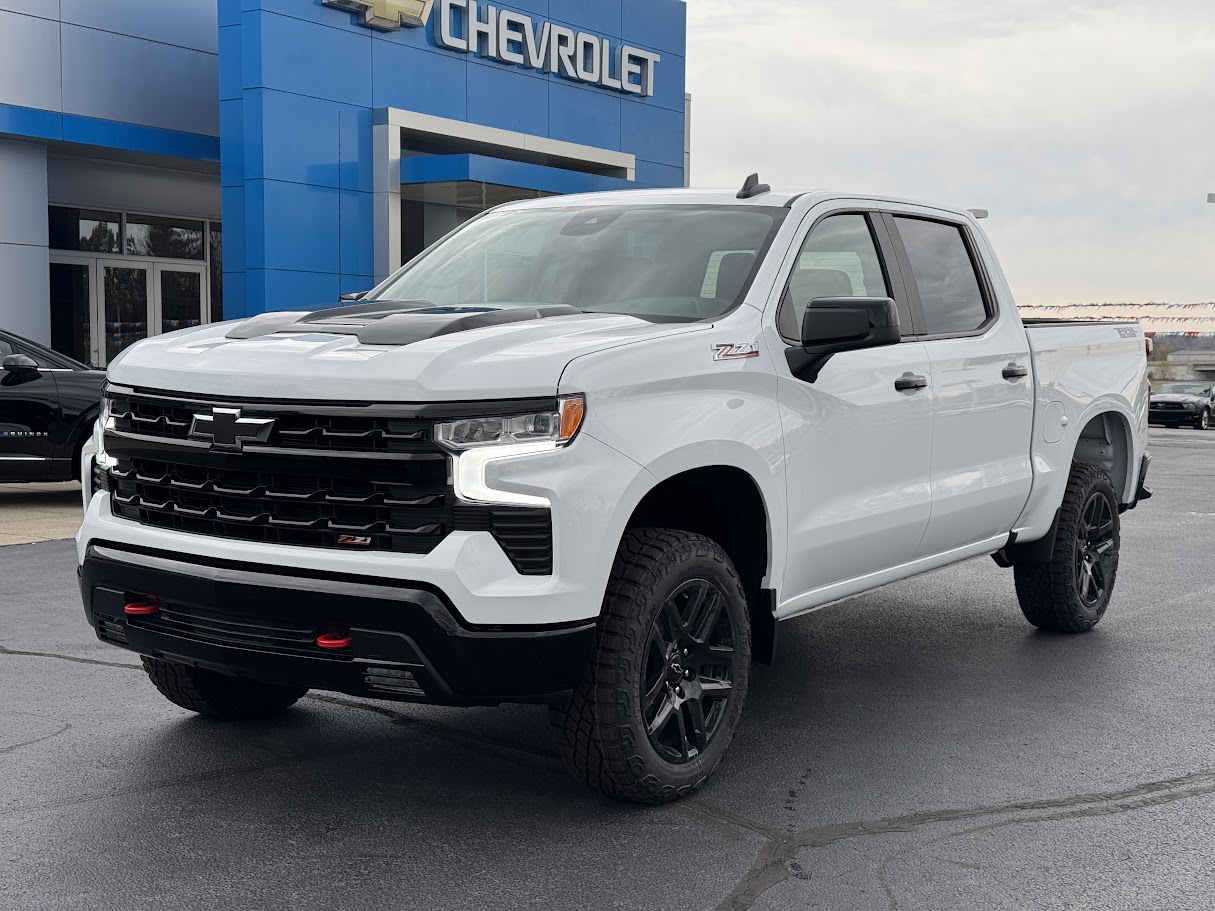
[78,181,1151,803]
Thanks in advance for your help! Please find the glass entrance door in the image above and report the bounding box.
[154,264,208,336]
[48,258,212,367]
[99,259,151,365]
[49,258,96,365]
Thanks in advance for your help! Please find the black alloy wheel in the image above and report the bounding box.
[550,528,751,803]
[1074,491,1116,607]
[642,579,736,764]
[1014,463,1120,633]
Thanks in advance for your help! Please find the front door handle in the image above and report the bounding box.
[1002,363,1030,381]
[895,373,929,392]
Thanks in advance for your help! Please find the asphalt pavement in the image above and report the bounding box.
[3,430,1215,910]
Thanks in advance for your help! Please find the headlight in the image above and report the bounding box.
[437,396,586,508]
[99,392,113,428]
[435,395,586,451]
[1185,403,1198,411]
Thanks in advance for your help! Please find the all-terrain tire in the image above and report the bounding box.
[142,657,308,720]
[550,528,751,804]
[1013,463,1120,633]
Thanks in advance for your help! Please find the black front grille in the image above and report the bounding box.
[110,454,450,553]
[110,390,437,454]
[1152,403,1185,410]
[104,388,556,573]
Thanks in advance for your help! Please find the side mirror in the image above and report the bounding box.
[786,297,902,382]
[2,354,39,373]
[340,291,369,302]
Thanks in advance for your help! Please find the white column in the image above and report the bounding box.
[0,139,50,342]
[373,120,402,284]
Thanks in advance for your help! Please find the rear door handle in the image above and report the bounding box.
[1002,363,1029,381]
[895,373,929,392]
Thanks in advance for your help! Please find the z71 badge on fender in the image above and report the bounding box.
[713,342,760,361]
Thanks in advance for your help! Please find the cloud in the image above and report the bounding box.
[686,0,1215,304]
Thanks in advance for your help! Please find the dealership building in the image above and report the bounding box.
[0,0,688,366]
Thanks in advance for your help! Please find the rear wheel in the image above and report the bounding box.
[142,657,307,720]
[1014,464,1120,633]
[550,528,751,804]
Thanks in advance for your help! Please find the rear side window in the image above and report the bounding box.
[894,217,990,335]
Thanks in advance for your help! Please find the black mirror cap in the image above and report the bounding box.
[786,297,902,383]
[2,353,39,372]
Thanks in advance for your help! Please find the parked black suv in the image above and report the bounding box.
[1149,382,1215,430]
[0,329,105,482]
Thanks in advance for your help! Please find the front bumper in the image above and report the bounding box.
[1149,407,1197,423]
[80,542,595,705]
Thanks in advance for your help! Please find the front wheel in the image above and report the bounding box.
[142,657,308,720]
[1013,463,1120,633]
[1197,409,1210,431]
[550,528,751,804]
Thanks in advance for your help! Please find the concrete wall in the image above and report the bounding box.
[0,139,49,342]
[47,156,221,221]
[0,0,219,140]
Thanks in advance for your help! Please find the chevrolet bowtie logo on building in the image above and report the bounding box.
[321,0,432,30]
[189,408,276,452]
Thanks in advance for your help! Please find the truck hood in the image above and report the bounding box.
[108,305,707,401]
[1150,394,1202,404]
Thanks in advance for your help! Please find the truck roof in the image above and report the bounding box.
[497,187,973,219]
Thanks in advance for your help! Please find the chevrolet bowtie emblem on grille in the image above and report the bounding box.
[320,0,433,30]
[189,408,276,452]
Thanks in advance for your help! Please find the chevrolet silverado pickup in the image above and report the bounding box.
[78,181,1152,803]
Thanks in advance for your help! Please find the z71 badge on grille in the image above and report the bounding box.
[713,342,760,361]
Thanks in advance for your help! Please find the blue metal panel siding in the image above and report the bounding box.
[222,0,687,316]
[467,62,549,136]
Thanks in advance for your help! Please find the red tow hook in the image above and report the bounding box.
[316,633,353,650]
[124,601,159,616]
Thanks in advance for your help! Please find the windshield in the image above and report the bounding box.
[371,205,787,321]
[1157,384,1211,395]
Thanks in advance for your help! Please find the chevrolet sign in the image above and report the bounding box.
[322,0,661,97]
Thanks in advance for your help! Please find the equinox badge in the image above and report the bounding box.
[189,407,275,452]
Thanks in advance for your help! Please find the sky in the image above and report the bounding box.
[685,0,1215,306]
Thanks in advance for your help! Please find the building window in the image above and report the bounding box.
[48,207,121,253]
[125,213,206,260]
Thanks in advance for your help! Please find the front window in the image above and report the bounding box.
[371,205,787,322]
[1156,384,1211,396]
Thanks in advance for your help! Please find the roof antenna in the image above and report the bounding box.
[737,173,771,200]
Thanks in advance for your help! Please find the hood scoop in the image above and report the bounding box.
[227,301,583,347]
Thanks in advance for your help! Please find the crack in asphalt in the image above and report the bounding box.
[0,643,141,671]
[709,768,1215,911]
[0,722,72,756]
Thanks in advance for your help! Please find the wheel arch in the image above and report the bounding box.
[624,463,778,664]
[1072,409,1135,504]
[68,406,99,481]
